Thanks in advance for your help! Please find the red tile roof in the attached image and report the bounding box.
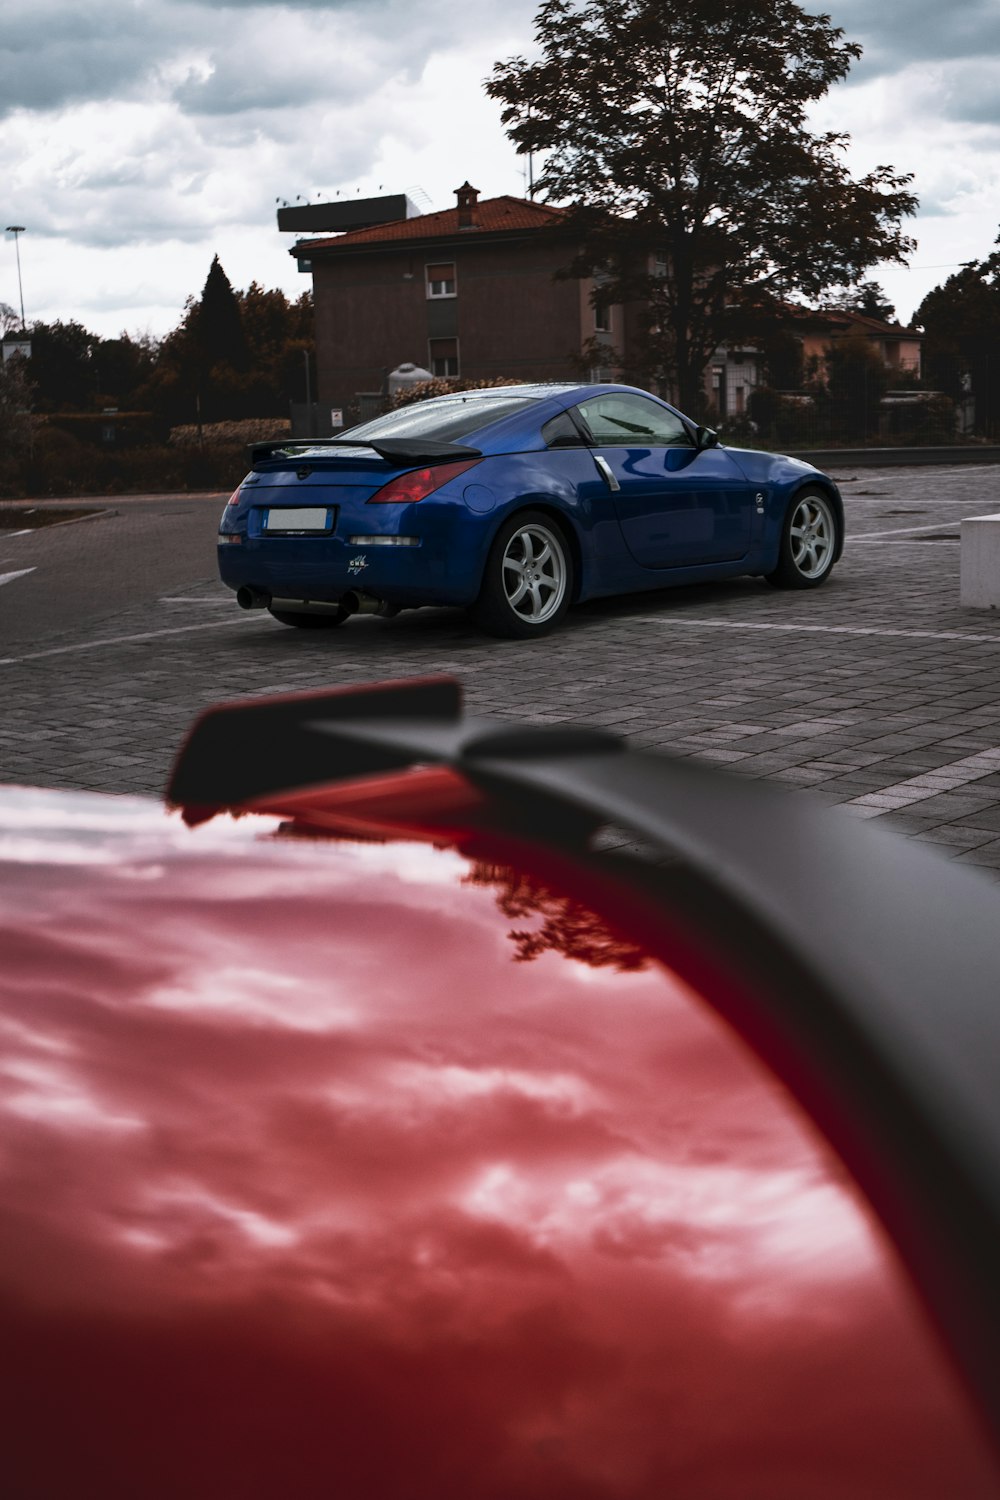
[782,302,921,337]
[296,195,565,252]
[827,309,921,337]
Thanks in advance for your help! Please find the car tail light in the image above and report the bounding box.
[226,488,241,507]
[367,458,481,504]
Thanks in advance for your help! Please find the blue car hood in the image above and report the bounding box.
[721,446,825,484]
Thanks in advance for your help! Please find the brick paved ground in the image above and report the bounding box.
[2,463,1000,881]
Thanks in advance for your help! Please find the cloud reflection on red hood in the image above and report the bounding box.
[0,796,995,1497]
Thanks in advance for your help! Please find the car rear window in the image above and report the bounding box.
[345,394,538,444]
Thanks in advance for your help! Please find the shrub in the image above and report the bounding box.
[169,417,290,446]
[892,394,957,446]
[1,423,253,498]
[748,388,818,446]
[391,377,524,410]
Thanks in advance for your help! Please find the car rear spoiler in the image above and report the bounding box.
[167,675,1000,1449]
[246,437,483,467]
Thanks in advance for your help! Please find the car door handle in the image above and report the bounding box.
[592,455,620,492]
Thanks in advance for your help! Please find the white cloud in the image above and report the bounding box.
[1,0,998,335]
[169,10,408,116]
[0,1,175,116]
[807,45,1000,321]
[828,0,1000,72]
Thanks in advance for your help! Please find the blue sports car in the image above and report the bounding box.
[218,383,844,638]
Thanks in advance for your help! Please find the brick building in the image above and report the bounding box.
[289,183,622,427]
[287,184,925,432]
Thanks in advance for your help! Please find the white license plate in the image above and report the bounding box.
[263,507,331,532]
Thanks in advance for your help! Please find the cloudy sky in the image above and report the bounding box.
[2,0,999,340]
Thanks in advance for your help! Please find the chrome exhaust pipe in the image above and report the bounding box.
[342,591,399,618]
[269,597,348,616]
[236,586,271,610]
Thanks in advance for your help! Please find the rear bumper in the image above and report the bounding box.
[217,533,482,609]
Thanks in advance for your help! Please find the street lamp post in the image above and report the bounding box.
[5,226,26,330]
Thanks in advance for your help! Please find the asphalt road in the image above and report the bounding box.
[3,466,1000,883]
[0,492,228,652]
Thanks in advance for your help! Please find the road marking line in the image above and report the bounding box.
[845,504,977,510]
[850,537,960,545]
[847,521,968,539]
[644,618,1000,645]
[5,606,1000,667]
[0,615,256,666]
[158,596,233,604]
[0,567,36,588]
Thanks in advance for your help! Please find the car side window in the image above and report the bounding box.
[541,411,587,449]
[575,393,693,447]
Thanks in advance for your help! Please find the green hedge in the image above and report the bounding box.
[0,427,253,498]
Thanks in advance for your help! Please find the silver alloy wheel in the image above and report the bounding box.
[789,493,836,579]
[501,521,568,624]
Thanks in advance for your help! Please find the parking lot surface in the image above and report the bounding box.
[2,464,1000,881]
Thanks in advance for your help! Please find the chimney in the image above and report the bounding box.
[454,181,480,229]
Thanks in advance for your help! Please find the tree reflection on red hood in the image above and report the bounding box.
[463,860,649,970]
[0,792,995,1498]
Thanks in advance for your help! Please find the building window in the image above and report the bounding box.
[594,300,612,333]
[429,338,459,378]
[426,262,456,298]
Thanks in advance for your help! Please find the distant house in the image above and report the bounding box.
[709,304,924,423]
[289,184,626,427]
[784,303,923,379]
[707,346,761,423]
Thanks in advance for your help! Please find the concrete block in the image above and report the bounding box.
[960,512,1000,608]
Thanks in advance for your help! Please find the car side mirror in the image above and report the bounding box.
[695,425,719,449]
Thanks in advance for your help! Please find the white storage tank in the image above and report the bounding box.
[387,362,433,397]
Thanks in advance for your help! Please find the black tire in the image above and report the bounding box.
[764,486,840,589]
[471,510,574,638]
[268,606,350,629]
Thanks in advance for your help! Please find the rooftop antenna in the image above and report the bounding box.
[405,184,433,214]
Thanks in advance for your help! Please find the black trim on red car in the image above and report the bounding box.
[168,675,1000,1450]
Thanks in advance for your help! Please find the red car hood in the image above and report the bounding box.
[0,786,994,1497]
